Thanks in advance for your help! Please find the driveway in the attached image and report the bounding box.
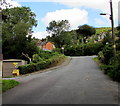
[2,56,119,104]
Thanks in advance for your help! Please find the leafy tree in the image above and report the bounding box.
[47,20,70,36]
[2,7,38,60]
[0,0,13,10]
[76,24,96,43]
[46,20,70,48]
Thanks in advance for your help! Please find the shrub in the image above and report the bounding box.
[98,51,120,82]
[38,50,53,59]
[52,48,61,53]
[64,42,103,56]
[32,54,43,63]
[102,44,114,64]
[98,51,105,63]
[18,54,65,75]
[107,52,120,81]
[19,63,37,74]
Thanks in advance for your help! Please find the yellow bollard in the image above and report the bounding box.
[13,63,18,68]
[12,69,20,76]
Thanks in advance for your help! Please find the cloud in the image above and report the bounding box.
[1,0,21,9]
[55,0,119,20]
[32,31,50,39]
[42,8,88,29]
[16,0,119,24]
[17,0,119,20]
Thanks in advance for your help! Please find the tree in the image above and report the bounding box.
[76,24,96,43]
[46,20,70,48]
[47,20,70,36]
[0,0,13,10]
[2,7,38,60]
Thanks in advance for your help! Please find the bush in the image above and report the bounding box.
[19,63,37,74]
[18,54,65,75]
[32,54,43,63]
[64,42,103,56]
[98,51,120,82]
[38,50,52,59]
[52,48,61,53]
[38,50,60,59]
[107,52,120,81]
[98,51,105,63]
[101,44,114,64]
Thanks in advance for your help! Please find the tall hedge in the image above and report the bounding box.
[64,42,103,56]
[18,54,65,75]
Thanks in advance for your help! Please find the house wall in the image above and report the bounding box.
[45,42,54,50]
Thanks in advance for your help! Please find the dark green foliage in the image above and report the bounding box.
[99,51,120,82]
[18,63,36,74]
[97,26,120,81]
[100,44,114,64]
[76,24,96,43]
[64,42,103,56]
[18,53,65,75]
[46,20,72,48]
[116,25,120,37]
[38,50,59,60]
[32,54,43,63]
[52,48,61,53]
[47,20,70,36]
[108,52,120,81]
[2,7,38,59]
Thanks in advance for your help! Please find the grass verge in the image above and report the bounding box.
[93,57,120,82]
[2,80,20,92]
[93,57,105,71]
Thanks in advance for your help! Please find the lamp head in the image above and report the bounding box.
[100,13,107,15]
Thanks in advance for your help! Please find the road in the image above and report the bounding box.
[2,56,119,104]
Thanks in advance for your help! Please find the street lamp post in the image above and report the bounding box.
[100,0,116,56]
[110,0,116,56]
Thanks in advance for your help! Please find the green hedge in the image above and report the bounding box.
[18,54,65,75]
[98,46,120,82]
[64,42,103,56]
[38,50,60,59]
[101,51,120,82]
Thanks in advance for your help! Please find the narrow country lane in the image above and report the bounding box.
[2,56,119,104]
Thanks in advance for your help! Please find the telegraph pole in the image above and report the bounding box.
[100,0,116,56]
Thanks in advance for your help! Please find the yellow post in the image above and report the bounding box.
[12,69,20,76]
[12,62,20,76]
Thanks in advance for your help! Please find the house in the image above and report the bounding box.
[38,40,55,51]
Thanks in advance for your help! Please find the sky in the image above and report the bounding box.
[3,0,120,39]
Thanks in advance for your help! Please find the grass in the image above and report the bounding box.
[93,57,100,64]
[95,27,111,34]
[2,80,20,92]
[93,57,105,71]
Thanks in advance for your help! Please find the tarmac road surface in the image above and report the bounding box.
[2,56,119,104]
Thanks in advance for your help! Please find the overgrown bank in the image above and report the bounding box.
[18,51,66,75]
[96,45,120,82]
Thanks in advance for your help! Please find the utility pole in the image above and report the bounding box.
[110,0,116,56]
[100,0,116,56]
